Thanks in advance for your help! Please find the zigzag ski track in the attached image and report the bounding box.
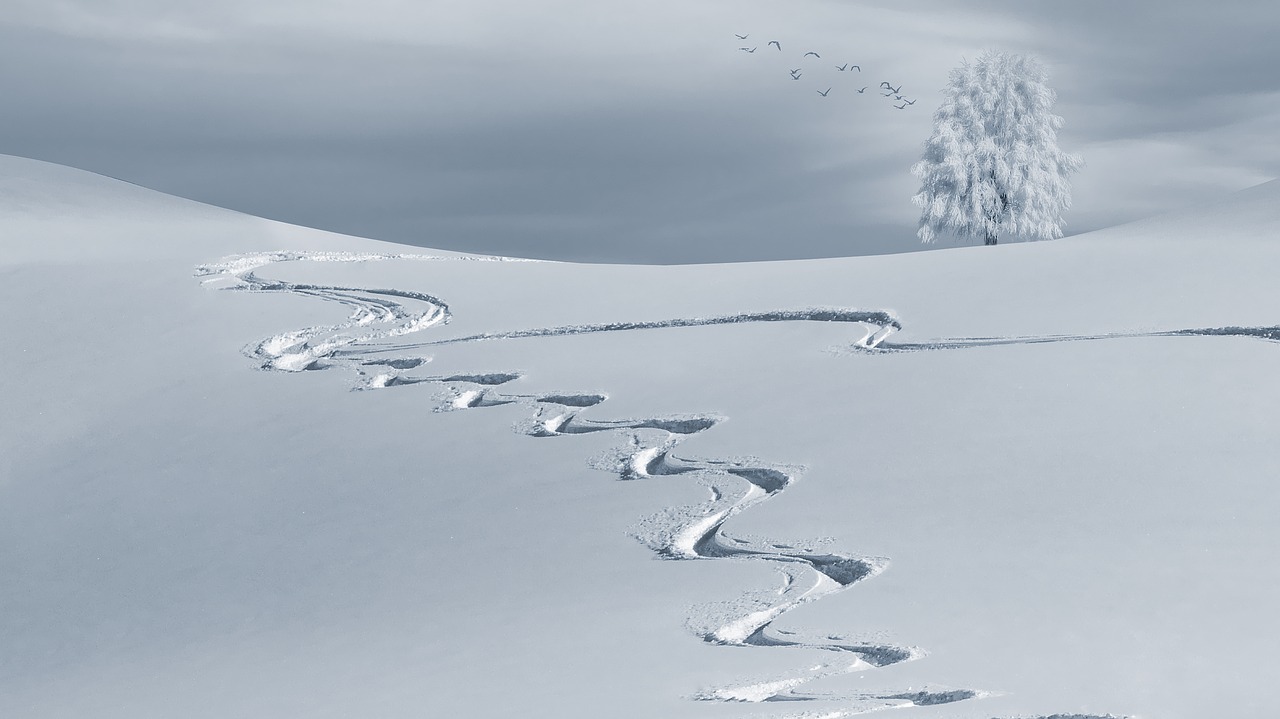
[197,251,1175,718]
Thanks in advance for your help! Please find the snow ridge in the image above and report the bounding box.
[198,251,1128,718]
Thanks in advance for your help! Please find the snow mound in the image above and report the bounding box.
[1076,177,1280,246]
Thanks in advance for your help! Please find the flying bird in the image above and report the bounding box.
[885,83,902,94]
[894,102,908,109]
[856,87,867,93]
[791,72,802,80]
[850,65,860,71]
[735,33,749,39]
[817,88,831,97]
[790,68,802,75]
[901,98,916,105]
[893,94,906,100]
[879,81,892,89]
[739,46,757,53]
[804,51,820,58]
[836,64,848,71]
[769,40,781,50]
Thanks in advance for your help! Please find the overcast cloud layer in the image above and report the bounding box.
[2,1,1278,262]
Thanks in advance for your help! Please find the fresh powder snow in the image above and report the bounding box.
[4,153,1280,718]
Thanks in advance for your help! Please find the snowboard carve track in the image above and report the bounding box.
[199,251,1138,718]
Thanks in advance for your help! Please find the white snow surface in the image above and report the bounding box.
[4,153,1280,718]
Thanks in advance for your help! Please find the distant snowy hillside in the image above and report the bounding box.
[3,154,1278,719]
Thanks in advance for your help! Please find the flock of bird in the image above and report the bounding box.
[733,33,916,109]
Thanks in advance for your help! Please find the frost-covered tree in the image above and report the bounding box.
[911,51,1083,245]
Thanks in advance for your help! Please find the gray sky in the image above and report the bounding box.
[2,1,1278,262]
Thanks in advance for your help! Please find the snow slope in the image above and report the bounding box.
[3,153,1279,719]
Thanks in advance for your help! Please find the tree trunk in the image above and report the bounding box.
[984,189,1007,245]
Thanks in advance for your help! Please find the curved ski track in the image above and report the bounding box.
[199,251,1150,718]
[868,325,1280,353]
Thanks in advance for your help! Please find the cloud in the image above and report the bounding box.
[1,0,1277,260]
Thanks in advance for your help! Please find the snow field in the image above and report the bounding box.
[5,154,1280,718]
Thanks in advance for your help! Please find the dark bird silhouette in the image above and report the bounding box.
[836,64,848,71]
[893,94,906,100]
[769,40,781,50]
[850,65,860,72]
[894,102,908,109]
[791,72,802,80]
[879,81,892,89]
[885,83,902,94]
[856,87,867,93]
[735,33,749,39]
[804,51,820,58]
[817,88,831,97]
[739,46,757,53]
[901,98,916,105]
[790,68,802,75]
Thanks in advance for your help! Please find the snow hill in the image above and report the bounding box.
[4,153,1279,719]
